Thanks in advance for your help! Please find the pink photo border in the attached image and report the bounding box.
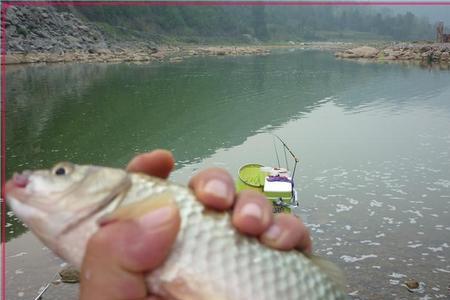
[1,1,450,300]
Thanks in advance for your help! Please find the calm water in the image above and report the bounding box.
[5,51,450,299]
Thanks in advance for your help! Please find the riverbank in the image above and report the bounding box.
[4,6,358,65]
[4,45,271,65]
[4,42,356,65]
[335,43,450,64]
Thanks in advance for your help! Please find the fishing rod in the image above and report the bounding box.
[271,134,299,163]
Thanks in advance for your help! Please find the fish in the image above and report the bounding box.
[6,162,347,300]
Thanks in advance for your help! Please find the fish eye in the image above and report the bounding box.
[55,167,66,176]
[51,162,74,176]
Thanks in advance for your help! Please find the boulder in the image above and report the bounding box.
[348,46,379,58]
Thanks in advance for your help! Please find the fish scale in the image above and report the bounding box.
[124,174,347,300]
[7,164,347,300]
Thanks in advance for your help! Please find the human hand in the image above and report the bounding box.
[80,150,312,300]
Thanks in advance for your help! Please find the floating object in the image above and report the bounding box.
[236,134,299,213]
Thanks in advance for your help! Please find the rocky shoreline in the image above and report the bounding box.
[4,6,274,65]
[4,6,355,66]
[4,45,273,65]
[335,43,450,64]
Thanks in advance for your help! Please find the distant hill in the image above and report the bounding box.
[67,6,436,43]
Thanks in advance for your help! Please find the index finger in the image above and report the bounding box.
[126,150,175,179]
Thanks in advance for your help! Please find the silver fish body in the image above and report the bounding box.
[7,163,347,300]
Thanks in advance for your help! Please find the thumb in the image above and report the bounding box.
[80,204,180,300]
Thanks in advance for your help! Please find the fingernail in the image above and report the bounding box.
[263,224,282,241]
[240,203,263,220]
[137,206,174,229]
[203,179,232,204]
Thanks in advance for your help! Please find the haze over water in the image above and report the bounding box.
[6,50,450,299]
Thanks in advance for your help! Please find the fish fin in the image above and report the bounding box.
[307,254,347,292]
[98,192,175,225]
[161,278,226,300]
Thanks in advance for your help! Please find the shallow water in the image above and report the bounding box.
[5,50,450,299]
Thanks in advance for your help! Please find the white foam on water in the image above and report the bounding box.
[375,233,385,238]
[426,187,439,191]
[408,243,423,248]
[387,205,396,211]
[392,189,408,195]
[383,217,394,224]
[340,254,377,263]
[389,272,407,278]
[389,279,400,285]
[435,268,450,273]
[361,240,380,246]
[434,179,450,188]
[409,218,417,224]
[347,198,359,205]
[404,210,424,218]
[370,200,383,207]
[336,204,353,213]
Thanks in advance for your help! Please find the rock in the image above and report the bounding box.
[4,54,24,64]
[336,46,379,59]
[6,6,108,54]
[349,46,379,58]
[93,48,112,55]
[404,279,419,289]
[441,52,449,61]
[169,57,183,63]
[59,265,80,283]
[151,52,165,60]
[288,41,296,45]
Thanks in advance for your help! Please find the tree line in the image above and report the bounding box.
[68,6,435,43]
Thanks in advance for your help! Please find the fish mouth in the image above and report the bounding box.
[5,171,32,203]
[12,172,30,188]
